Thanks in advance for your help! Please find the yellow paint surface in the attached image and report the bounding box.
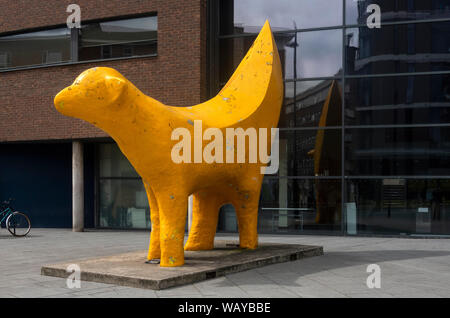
[54,21,283,267]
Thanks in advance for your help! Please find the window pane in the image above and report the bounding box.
[347,179,450,235]
[259,178,342,233]
[345,74,450,125]
[294,29,343,78]
[346,0,450,26]
[219,29,342,83]
[281,80,342,128]
[99,179,150,229]
[218,177,342,233]
[217,204,238,232]
[346,127,450,176]
[278,130,342,176]
[222,0,343,35]
[79,16,157,61]
[99,143,139,178]
[0,28,71,69]
[346,22,450,75]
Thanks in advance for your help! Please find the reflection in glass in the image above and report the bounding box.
[278,130,342,176]
[99,143,139,178]
[227,0,343,34]
[346,0,450,26]
[281,80,343,127]
[217,204,238,232]
[346,127,450,176]
[345,74,450,126]
[0,28,71,69]
[258,178,341,233]
[219,29,342,85]
[99,179,149,229]
[294,29,343,78]
[347,179,450,235]
[79,16,157,61]
[98,143,149,230]
[346,22,450,75]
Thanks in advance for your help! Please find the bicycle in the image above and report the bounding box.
[0,198,31,237]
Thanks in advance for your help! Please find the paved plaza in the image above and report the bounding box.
[1,229,449,298]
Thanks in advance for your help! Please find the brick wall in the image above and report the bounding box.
[0,0,207,142]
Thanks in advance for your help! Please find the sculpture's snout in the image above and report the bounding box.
[54,86,72,115]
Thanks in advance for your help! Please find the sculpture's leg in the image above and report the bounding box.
[144,183,161,260]
[157,192,188,267]
[233,181,262,250]
[185,188,222,251]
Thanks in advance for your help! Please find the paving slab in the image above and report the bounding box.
[41,240,323,290]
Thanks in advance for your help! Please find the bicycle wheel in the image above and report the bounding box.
[6,212,31,237]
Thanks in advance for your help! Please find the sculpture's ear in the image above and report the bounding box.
[105,76,128,105]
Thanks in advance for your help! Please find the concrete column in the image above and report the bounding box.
[72,141,84,232]
[188,194,193,232]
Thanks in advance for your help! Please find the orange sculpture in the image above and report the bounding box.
[54,20,283,267]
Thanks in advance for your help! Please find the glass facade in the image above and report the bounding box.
[211,0,450,236]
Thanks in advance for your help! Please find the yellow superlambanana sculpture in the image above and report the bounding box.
[54,21,283,267]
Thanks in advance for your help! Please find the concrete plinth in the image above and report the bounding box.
[41,240,323,290]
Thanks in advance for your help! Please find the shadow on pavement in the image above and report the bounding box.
[210,249,450,288]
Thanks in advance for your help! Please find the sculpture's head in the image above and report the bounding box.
[54,67,132,124]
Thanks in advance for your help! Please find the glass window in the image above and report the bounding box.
[346,22,450,75]
[217,204,238,232]
[258,178,342,233]
[346,127,450,176]
[281,80,343,128]
[346,179,450,235]
[79,15,157,62]
[98,143,149,229]
[222,0,343,35]
[278,130,342,177]
[99,143,139,178]
[293,29,343,79]
[345,74,450,126]
[99,179,150,229]
[0,28,71,70]
[346,0,450,26]
[219,29,342,83]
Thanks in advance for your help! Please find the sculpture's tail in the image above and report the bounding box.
[171,20,284,130]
